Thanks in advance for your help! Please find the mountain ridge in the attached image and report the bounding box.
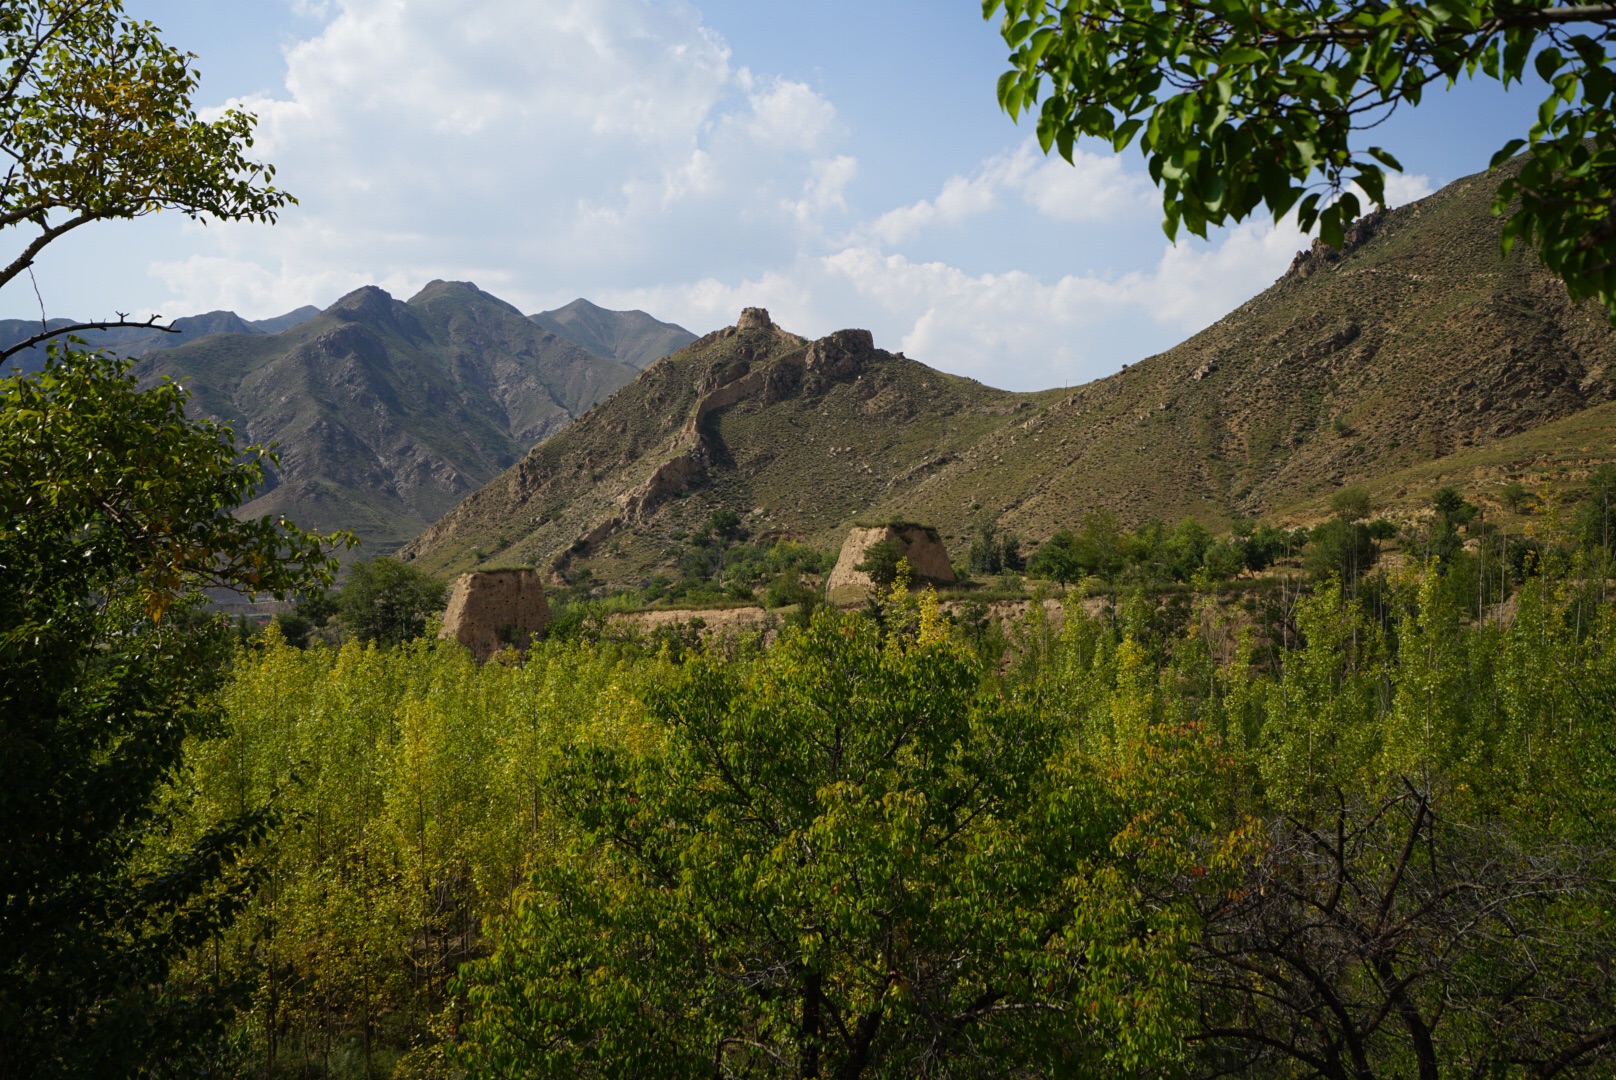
[0,305,323,374]
[530,297,696,369]
[404,160,1616,584]
[126,280,642,554]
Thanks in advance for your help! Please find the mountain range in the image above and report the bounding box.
[1,287,695,554]
[8,159,1613,581]
[0,306,324,374]
[403,158,1616,585]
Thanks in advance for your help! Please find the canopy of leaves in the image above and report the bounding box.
[452,594,1180,1076]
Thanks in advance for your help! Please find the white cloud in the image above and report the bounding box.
[785,155,857,221]
[866,141,1154,245]
[159,0,846,317]
[1384,172,1435,207]
[1145,217,1307,326]
[739,77,839,150]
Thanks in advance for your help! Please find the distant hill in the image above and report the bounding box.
[122,281,639,554]
[530,298,696,368]
[405,160,1616,584]
[0,305,322,374]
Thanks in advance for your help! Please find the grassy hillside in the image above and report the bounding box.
[859,156,1615,552]
[131,281,640,555]
[1267,397,1616,531]
[406,160,1616,583]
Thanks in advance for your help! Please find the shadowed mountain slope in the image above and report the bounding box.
[126,281,639,554]
[530,298,696,368]
[406,161,1616,585]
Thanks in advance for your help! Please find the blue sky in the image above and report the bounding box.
[7,0,1544,390]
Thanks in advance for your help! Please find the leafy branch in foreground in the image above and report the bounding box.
[986,0,1616,313]
[0,0,293,351]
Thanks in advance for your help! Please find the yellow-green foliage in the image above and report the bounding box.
[177,632,669,1074]
[173,566,1616,1078]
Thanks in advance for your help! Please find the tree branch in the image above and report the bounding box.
[0,210,98,292]
[1293,3,1616,42]
[1527,1023,1616,1079]
[1,315,179,362]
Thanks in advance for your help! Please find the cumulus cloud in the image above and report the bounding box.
[1383,171,1435,206]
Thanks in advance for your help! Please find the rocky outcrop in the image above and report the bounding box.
[826,524,956,605]
[580,318,873,541]
[614,453,704,523]
[1286,210,1385,280]
[440,569,550,661]
[804,329,874,382]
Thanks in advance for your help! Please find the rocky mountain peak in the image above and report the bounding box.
[328,285,401,323]
[805,329,874,380]
[530,298,697,368]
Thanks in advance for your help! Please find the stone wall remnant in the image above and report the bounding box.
[439,569,550,661]
[826,524,956,605]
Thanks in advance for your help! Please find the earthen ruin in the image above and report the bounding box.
[826,524,956,605]
[439,569,551,661]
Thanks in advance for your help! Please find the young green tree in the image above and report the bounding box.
[986,0,1616,314]
[853,536,904,586]
[1577,463,1616,554]
[338,558,446,646]
[1304,516,1380,584]
[1331,484,1373,523]
[966,519,1025,575]
[1026,527,1086,582]
[0,351,342,1076]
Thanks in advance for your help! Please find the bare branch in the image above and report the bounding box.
[1,315,180,362]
